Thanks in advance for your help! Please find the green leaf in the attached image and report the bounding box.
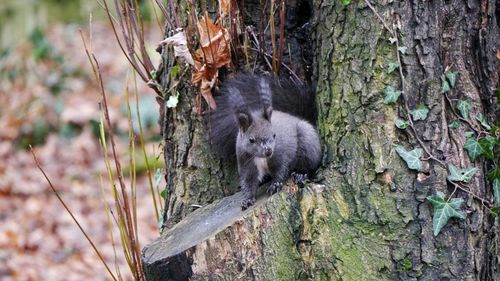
[170,65,180,78]
[493,179,500,207]
[487,167,500,181]
[475,113,491,130]
[464,131,474,139]
[492,179,500,207]
[448,119,460,129]
[397,46,407,54]
[411,103,429,121]
[340,0,351,6]
[387,62,399,74]
[447,164,477,183]
[478,136,496,160]
[395,118,409,129]
[445,71,458,88]
[426,192,465,236]
[395,145,423,171]
[166,93,179,108]
[150,70,158,80]
[383,86,401,104]
[464,137,483,161]
[456,99,472,119]
[441,75,450,93]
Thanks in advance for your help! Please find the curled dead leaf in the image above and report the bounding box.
[191,14,231,110]
[200,73,218,110]
[158,30,195,66]
[219,0,231,18]
[195,15,231,69]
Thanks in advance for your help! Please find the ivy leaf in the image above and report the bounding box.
[441,75,450,93]
[395,118,409,129]
[445,71,458,88]
[397,46,407,54]
[426,192,465,236]
[448,119,460,129]
[464,137,483,161]
[383,86,401,104]
[493,179,500,207]
[456,99,472,119]
[475,113,491,130]
[488,167,500,181]
[395,145,423,171]
[411,103,429,121]
[166,94,179,108]
[387,62,399,74]
[447,164,477,183]
[340,0,351,6]
[478,136,496,160]
[464,131,474,139]
[388,37,397,44]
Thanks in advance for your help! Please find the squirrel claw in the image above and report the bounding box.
[291,172,308,187]
[267,181,283,194]
[241,197,256,210]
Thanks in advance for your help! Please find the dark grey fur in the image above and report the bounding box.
[208,74,321,209]
[208,73,317,159]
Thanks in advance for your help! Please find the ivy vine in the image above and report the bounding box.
[365,0,499,236]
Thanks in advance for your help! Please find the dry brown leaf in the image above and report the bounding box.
[219,0,231,18]
[191,15,231,110]
[200,72,218,110]
[158,30,195,66]
[195,15,231,69]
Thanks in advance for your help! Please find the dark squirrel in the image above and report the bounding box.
[208,74,321,209]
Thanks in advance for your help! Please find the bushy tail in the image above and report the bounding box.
[268,77,317,125]
[207,73,317,159]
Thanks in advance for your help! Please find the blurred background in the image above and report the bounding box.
[0,1,165,280]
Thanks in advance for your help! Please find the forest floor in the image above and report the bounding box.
[0,21,165,281]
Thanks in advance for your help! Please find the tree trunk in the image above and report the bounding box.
[144,0,499,280]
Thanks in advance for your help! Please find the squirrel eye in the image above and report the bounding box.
[249,138,255,143]
[273,134,276,139]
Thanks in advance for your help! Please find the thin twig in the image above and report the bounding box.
[30,147,118,281]
[247,28,273,72]
[364,0,444,167]
[133,71,160,222]
[101,0,160,94]
[444,93,480,134]
[93,55,144,280]
[269,0,277,73]
[277,0,286,74]
[249,47,302,84]
[448,180,493,209]
[364,0,394,35]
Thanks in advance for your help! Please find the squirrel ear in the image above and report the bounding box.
[237,112,252,132]
[264,106,273,120]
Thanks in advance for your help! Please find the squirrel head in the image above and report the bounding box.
[236,106,275,158]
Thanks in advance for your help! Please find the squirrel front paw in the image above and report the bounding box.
[267,181,283,194]
[291,172,308,188]
[241,197,256,210]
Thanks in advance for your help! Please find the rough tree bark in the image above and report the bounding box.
[143,0,499,280]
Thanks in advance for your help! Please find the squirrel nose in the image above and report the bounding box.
[264,147,273,157]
